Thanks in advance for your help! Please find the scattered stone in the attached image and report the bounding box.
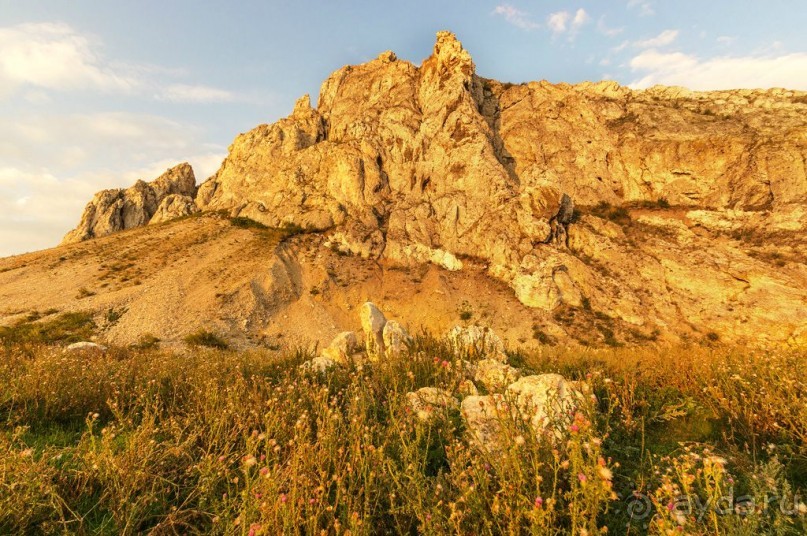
[458,379,479,397]
[321,331,360,365]
[66,341,106,352]
[300,356,337,374]
[447,325,506,361]
[360,302,387,360]
[383,320,412,358]
[461,373,583,453]
[474,358,521,392]
[506,374,582,436]
[460,394,506,453]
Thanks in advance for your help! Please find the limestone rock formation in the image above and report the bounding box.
[320,331,361,365]
[149,194,199,225]
[360,302,387,360]
[382,320,412,358]
[448,325,507,361]
[55,31,807,346]
[474,358,521,392]
[191,31,807,320]
[62,163,196,244]
[461,373,584,453]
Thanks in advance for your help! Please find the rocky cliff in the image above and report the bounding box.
[55,32,807,345]
[62,163,197,244]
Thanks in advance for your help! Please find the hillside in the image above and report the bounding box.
[3,31,807,348]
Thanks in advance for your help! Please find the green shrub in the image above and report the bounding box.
[230,216,268,230]
[183,330,229,350]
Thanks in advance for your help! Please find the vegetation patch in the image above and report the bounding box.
[589,201,632,224]
[0,338,803,534]
[0,311,96,347]
[183,329,229,350]
[230,216,268,230]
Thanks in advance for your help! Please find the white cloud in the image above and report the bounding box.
[597,17,624,38]
[492,4,540,30]
[547,11,571,34]
[0,22,135,94]
[0,111,226,257]
[629,50,807,90]
[547,8,589,40]
[633,29,679,49]
[716,36,736,47]
[627,0,655,17]
[0,21,234,103]
[158,84,235,103]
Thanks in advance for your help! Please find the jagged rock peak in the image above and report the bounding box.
[62,163,197,244]
[428,30,474,77]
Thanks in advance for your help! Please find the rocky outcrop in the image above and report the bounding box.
[192,31,807,316]
[149,194,199,225]
[62,163,196,244]
[57,32,807,345]
[360,302,387,360]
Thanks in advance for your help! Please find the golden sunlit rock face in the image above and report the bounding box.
[43,32,807,346]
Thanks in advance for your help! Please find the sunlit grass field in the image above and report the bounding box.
[1,315,805,535]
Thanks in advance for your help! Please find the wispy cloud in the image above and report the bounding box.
[158,84,235,103]
[492,4,540,31]
[633,29,679,49]
[0,22,234,104]
[0,22,136,94]
[0,110,226,256]
[627,0,655,17]
[629,50,807,90]
[597,17,624,38]
[547,8,590,40]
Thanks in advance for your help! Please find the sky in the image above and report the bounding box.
[1,0,806,257]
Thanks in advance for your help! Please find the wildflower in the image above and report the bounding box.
[534,496,543,508]
[561,460,570,470]
[217,455,226,463]
[248,524,261,536]
[578,473,587,482]
[570,424,580,433]
[259,467,269,477]
[243,455,257,467]
[514,435,525,447]
[280,493,288,503]
[598,467,613,481]
[797,503,807,514]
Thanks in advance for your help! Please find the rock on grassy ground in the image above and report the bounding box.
[0,302,805,534]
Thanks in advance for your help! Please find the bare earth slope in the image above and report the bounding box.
[5,32,807,348]
[2,208,805,348]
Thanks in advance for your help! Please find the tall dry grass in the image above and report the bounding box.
[0,337,804,535]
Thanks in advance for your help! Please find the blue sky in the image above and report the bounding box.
[1,0,806,256]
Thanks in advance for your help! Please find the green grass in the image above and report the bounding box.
[0,312,96,347]
[0,335,804,535]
